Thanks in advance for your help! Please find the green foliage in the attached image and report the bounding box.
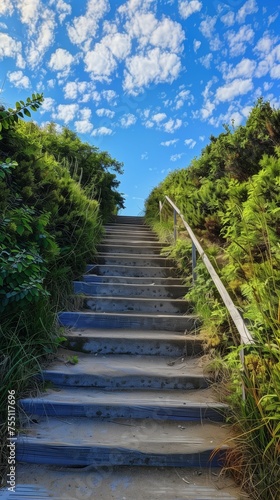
[145,98,280,499]
[0,93,43,139]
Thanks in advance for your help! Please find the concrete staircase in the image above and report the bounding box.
[7,216,245,499]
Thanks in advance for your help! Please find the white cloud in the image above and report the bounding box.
[174,89,193,109]
[199,135,205,141]
[216,78,253,102]
[225,25,255,57]
[53,0,71,23]
[40,97,55,113]
[27,12,56,68]
[220,11,235,27]
[48,48,74,77]
[124,48,181,94]
[170,153,183,161]
[222,58,256,81]
[96,108,115,118]
[91,126,113,136]
[120,113,137,127]
[84,43,116,82]
[152,113,167,123]
[53,104,79,123]
[64,80,91,100]
[101,90,118,104]
[268,13,279,26]
[74,120,93,134]
[163,118,182,133]
[270,65,280,79]
[209,105,244,128]
[0,0,13,16]
[199,16,217,39]
[8,70,30,89]
[254,33,277,55]
[236,0,258,24]
[67,0,109,46]
[161,139,179,146]
[199,53,213,69]
[184,138,196,148]
[0,33,22,63]
[193,39,201,52]
[103,32,131,60]
[179,0,202,20]
[141,152,148,160]
[15,0,40,29]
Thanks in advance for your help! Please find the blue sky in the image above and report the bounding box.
[0,0,280,215]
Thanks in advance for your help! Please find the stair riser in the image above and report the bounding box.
[103,235,159,242]
[16,444,226,468]
[65,337,203,356]
[74,281,187,298]
[20,400,225,421]
[83,275,184,285]
[96,256,173,267]
[82,297,190,314]
[58,312,198,332]
[86,265,178,278]
[98,245,165,255]
[39,372,208,390]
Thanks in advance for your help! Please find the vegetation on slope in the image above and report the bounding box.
[0,95,124,477]
[145,98,280,499]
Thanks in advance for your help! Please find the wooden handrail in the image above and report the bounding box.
[160,196,253,346]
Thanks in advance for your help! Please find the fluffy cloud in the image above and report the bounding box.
[96,108,115,118]
[215,78,253,102]
[236,0,258,24]
[8,70,30,88]
[199,53,213,69]
[193,39,201,52]
[199,16,217,39]
[0,33,22,63]
[67,0,109,46]
[152,113,167,123]
[120,113,137,127]
[27,12,56,68]
[225,25,255,57]
[179,0,202,20]
[15,0,40,28]
[170,153,184,161]
[270,65,280,79]
[40,97,55,113]
[74,120,93,134]
[222,58,256,81]
[0,0,13,16]
[91,126,113,136]
[220,11,235,27]
[124,48,181,94]
[174,89,193,109]
[163,118,182,133]
[161,139,179,146]
[84,43,116,81]
[53,104,79,123]
[52,0,72,24]
[48,48,75,77]
[184,138,196,148]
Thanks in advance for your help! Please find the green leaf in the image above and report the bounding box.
[16,225,24,235]
[15,101,21,110]
[23,108,31,117]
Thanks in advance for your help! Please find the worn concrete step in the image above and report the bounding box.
[9,464,244,500]
[40,352,207,390]
[86,264,178,278]
[98,243,166,255]
[63,329,203,356]
[20,387,228,421]
[105,224,150,232]
[79,295,191,314]
[112,215,145,224]
[96,253,174,267]
[16,417,229,467]
[83,274,184,285]
[74,281,187,298]
[103,233,159,241]
[59,310,198,332]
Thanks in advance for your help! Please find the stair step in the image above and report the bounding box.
[80,295,191,314]
[98,243,166,254]
[74,281,188,298]
[83,274,184,285]
[63,329,203,356]
[96,253,174,267]
[59,310,198,331]
[103,234,159,242]
[85,264,178,277]
[10,465,243,500]
[20,387,228,421]
[105,224,150,231]
[16,417,229,467]
[40,352,208,389]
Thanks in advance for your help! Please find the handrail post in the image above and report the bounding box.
[192,242,196,283]
[159,201,162,223]
[173,209,177,242]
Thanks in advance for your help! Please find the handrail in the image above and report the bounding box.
[160,196,254,346]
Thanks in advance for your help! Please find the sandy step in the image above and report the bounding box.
[20,387,228,422]
[40,352,208,390]
[16,417,230,467]
[63,329,203,356]
[6,464,244,500]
